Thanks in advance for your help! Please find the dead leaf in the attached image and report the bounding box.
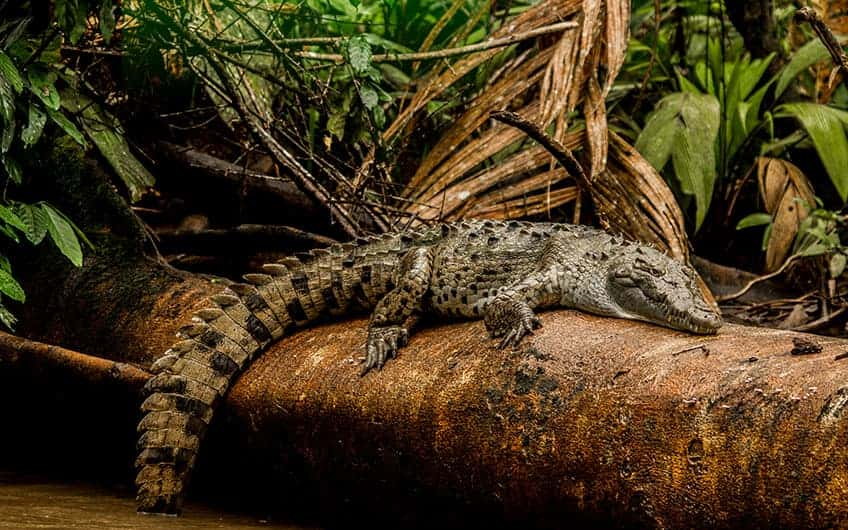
[756,157,816,271]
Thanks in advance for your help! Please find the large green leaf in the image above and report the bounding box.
[0,268,24,302]
[46,107,86,147]
[42,203,83,267]
[346,36,372,77]
[0,204,27,232]
[21,104,46,146]
[62,90,154,202]
[777,103,848,201]
[14,203,49,245]
[776,39,830,100]
[636,92,720,228]
[27,69,60,111]
[0,51,23,93]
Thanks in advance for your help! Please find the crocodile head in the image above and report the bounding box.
[606,246,722,334]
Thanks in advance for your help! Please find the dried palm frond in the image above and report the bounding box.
[380,0,690,261]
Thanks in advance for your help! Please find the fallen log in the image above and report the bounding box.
[10,253,848,527]
[10,139,848,527]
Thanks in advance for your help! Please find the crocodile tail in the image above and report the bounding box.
[135,285,283,514]
[134,246,365,514]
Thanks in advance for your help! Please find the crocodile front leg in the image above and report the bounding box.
[362,247,432,375]
[484,237,566,347]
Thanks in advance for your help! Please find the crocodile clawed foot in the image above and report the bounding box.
[484,295,542,348]
[361,325,409,376]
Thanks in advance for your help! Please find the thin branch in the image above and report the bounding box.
[295,21,578,63]
[151,4,361,237]
[490,110,589,187]
[0,330,150,391]
[156,223,339,251]
[794,7,848,81]
[717,254,803,302]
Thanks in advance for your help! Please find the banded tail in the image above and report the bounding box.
[135,231,418,514]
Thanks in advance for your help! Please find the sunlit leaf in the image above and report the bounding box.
[27,69,60,111]
[830,253,847,278]
[13,203,49,245]
[0,268,24,302]
[359,84,378,110]
[346,36,372,77]
[736,212,772,230]
[777,103,848,201]
[636,92,720,228]
[46,108,85,147]
[62,90,153,202]
[776,39,830,100]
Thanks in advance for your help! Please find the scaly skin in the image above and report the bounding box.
[135,220,721,514]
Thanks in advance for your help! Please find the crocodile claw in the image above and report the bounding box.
[498,315,542,348]
[361,325,409,376]
[484,295,542,348]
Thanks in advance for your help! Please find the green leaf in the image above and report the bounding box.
[46,108,86,147]
[364,34,413,54]
[0,204,26,232]
[636,92,720,228]
[1,116,14,153]
[27,69,60,111]
[14,203,49,244]
[371,105,385,129]
[2,155,21,184]
[62,90,154,201]
[346,36,372,77]
[42,203,83,267]
[777,103,848,201]
[0,302,16,330]
[830,253,847,278]
[100,2,116,44]
[0,51,23,93]
[327,111,346,140]
[776,39,830,100]
[359,84,378,110]
[0,77,14,123]
[328,0,357,16]
[0,268,24,302]
[21,104,46,146]
[736,212,773,230]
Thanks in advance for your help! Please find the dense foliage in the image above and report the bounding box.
[4,0,848,328]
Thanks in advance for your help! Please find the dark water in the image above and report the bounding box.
[0,474,309,529]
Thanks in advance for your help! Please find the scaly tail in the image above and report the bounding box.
[134,230,420,514]
[134,248,347,514]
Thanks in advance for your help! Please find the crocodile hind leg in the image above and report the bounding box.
[361,247,432,375]
[484,237,566,347]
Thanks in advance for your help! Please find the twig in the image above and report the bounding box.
[490,110,589,187]
[717,254,803,302]
[295,21,578,63]
[156,141,319,214]
[794,7,848,81]
[156,223,339,251]
[153,3,361,237]
[0,330,150,391]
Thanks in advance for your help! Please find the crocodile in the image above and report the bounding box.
[135,219,722,514]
